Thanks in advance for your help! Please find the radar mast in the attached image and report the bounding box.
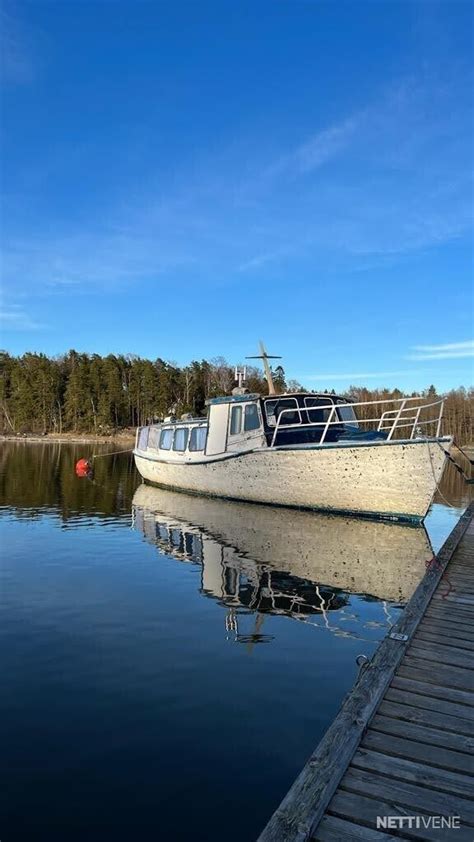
[246,340,282,396]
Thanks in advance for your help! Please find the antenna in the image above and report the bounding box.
[246,340,281,395]
[234,365,247,389]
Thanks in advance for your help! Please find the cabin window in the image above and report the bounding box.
[147,427,160,449]
[160,428,173,450]
[230,405,242,435]
[304,398,333,424]
[244,403,261,431]
[337,403,359,427]
[189,426,208,451]
[265,398,299,427]
[173,427,189,451]
[138,427,149,450]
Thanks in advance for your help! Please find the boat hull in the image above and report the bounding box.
[133,438,451,522]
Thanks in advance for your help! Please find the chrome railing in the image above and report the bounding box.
[269,396,445,447]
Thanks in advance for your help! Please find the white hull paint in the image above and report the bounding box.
[134,437,451,522]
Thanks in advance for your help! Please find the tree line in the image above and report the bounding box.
[0,351,268,435]
[0,350,472,444]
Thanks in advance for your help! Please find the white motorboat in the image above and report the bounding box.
[134,346,451,523]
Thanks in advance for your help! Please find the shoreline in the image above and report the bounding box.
[1,433,136,445]
[2,434,473,457]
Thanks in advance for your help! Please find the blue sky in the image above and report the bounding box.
[1,0,473,392]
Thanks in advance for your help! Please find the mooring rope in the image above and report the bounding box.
[424,439,459,509]
[452,439,474,466]
[91,447,133,460]
[438,445,473,483]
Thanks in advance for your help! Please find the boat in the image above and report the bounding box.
[133,344,452,523]
[132,485,434,618]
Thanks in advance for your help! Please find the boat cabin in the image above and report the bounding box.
[135,391,384,462]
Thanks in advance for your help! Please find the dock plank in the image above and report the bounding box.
[407,642,474,669]
[429,593,474,607]
[361,729,474,775]
[384,686,474,720]
[351,748,474,798]
[396,661,474,690]
[447,569,474,577]
[432,594,474,607]
[425,605,474,622]
[312,814,399,841]
[370,713,474,753]
[390,674,474,707]
[423,602,474,618]
[447,583,474,591]
[412,619,474,641]
[398,656,474,691]
[377,699,474,736]
[415,629,474,650]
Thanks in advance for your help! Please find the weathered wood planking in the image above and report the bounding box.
[257,501,474,841]
[361,728,474,775]
[319,789,474,842]
[369,714,473,754]
[314,814,400,841]
[384,686,474,720]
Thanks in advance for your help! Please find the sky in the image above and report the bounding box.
[1,0,473,392]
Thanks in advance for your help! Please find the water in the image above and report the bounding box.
[0,442,470,841]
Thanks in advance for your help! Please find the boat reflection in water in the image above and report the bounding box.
[132,485,434,643]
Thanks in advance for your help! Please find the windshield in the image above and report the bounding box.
[264,398,300,427]
[304,397,333,424]
[337,403,359,427]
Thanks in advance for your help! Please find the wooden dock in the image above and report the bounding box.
[258,501,474,842]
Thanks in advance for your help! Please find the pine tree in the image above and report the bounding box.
[273,365,287,394]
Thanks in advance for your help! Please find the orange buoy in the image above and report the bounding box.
[75,458,93,477]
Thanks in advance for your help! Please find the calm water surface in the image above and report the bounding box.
[0,442,471,841]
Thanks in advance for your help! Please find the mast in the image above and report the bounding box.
[246,340,281,396]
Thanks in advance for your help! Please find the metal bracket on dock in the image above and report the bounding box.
[355,654,369,667]
[389,632,409,641]
[355,654,370,681]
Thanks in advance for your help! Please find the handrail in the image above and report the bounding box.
[386,398,407,441]
[436,399,444,438]
[269,397,445,447]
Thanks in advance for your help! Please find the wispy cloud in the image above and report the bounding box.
[238,248,290,273]
[266,117,358,181]
[0,305,45,330]
[2,227,198,292]
[2,66,472,301]
[408,340,474,360]
[295,119,359,173]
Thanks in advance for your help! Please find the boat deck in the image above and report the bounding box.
[258,501,474,841]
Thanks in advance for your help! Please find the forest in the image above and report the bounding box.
[0,350,472,444]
